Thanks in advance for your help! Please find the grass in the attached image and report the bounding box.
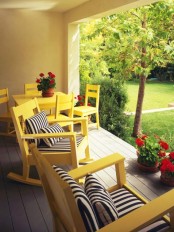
[125,80,174,150]
[126,80,174,112]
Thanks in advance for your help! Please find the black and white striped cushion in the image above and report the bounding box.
[38,135,84,151]
[39,123,64,147]
[52,167,99,232]
[25,111,49,146]
[110,188,144,217]
[85,174,118,228]
[110,188,170,231]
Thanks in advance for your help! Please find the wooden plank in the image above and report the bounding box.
[4,138,50,232]
[0,136,31,232]
[0,126,173,231]
[0,162,14,232]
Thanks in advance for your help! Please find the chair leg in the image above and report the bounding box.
[7,163,41,186]
[7,172,41,186]
[96,112,100,129]
[79,145,94,164]
[0,121,16,137]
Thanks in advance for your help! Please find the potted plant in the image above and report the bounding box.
[135,134,169,172]
[159,152,174,186]
[36,72,56,97]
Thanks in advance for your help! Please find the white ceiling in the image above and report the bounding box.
[0,0,90,12]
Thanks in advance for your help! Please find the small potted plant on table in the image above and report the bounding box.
[36,72,56,97]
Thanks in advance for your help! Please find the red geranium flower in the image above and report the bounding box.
[49,79,55,85]
[135,138,144,147]
[169,152,174,160]
[158,150,166,158]
[39,73,44,77]
[36,78,41,83]
[141,134,148,140]
[50,73,55,78]
[159,140,169,150]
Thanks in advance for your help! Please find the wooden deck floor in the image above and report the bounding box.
[0,126,173,232]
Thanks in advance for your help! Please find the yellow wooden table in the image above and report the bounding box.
[12,92,64,112]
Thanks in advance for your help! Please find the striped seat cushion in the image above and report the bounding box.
[52,167,99,232]
[39,123,64,147]
[25,111,49,146]
[110,188,170,231]
[38,135,84,152]
[85,174,118,228]
[110,188,144,217]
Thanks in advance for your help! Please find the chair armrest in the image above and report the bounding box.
[98,189,174,231]
[48,117,88,124]
[21,132,76,140]
[48,117,88,135]
[68,153,125,180]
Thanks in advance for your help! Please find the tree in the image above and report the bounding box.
[80,0,174,137]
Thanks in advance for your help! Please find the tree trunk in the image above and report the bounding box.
[132,15,147,137]
[132,75,146,137]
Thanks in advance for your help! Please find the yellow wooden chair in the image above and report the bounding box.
[47,93,74,131]
[7,98,92,186]
[24,83,39,95]
[0,88,15,137]
[30,143,174,232]
[74,84,100,129]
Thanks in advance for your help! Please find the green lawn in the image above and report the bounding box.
[125,80,174,150]
[126,80,174,112]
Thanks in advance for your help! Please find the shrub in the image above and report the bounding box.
[80,77,130,140]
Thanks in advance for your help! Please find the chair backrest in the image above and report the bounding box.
[30,144,86,232]
[55,93,74,119]
[0,88,10,112]
[10,98,40,156]
[24,83,39,95]
[84,84,100,109]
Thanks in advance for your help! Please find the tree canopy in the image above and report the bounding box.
[80,0,174,136]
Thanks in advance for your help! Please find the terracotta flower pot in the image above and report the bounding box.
[42,88,54,97]
[136,152,159,173]
[137,160,159,173]
[160,172,174,186]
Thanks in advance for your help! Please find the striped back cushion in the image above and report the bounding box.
[39,123,64,147]
[25,111,49,146]
[85,174,118,228]
[52,166,99,232]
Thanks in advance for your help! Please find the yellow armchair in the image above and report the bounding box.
[7,98,92,186]
[30,143,174,232]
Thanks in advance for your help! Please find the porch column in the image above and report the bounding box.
[64,23,80,96]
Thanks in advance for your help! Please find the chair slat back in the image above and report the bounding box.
[30,144,86,232]
[11,98,40,136]
[55,93,74,118]
[24,83,39,95]
[85,84,100,108]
